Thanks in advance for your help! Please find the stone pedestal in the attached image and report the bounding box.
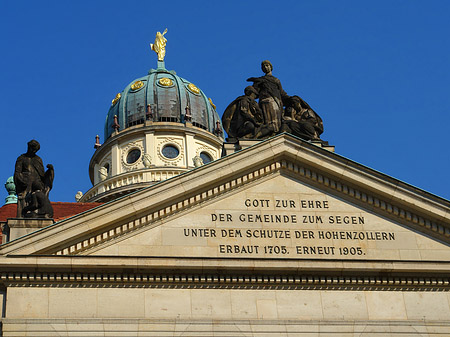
[4,218,54,242]
[222,141,242,156]
[311,139,335,152]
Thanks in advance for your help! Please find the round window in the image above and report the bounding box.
[162,145,179,159]
[200,152,212,164]
[126,149,141,164]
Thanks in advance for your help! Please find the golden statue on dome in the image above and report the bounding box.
[150,28,168,61]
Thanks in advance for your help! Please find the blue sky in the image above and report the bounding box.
[1,1,450,202]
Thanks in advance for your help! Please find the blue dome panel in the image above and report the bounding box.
[126,81,147,127]
[155,73,181,122]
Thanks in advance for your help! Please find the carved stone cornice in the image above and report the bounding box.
[1,269,450,291]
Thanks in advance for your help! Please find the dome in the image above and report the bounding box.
[81,59,225,203]
[104,62,224,140]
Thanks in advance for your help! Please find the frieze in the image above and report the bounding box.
[2,271,450,291]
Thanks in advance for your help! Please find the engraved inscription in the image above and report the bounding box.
[180,197,399,259]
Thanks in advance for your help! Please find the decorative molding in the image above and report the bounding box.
[121,141,144,171]
[2,271,450,291]
[157,77,174,87]
[111,93,121,106]
[195,143,216,160]
[130,80,144,91]
[187,83,200,95]
[142,153,152,168]
[98,167,108,182]
[3,318,450,337]
[156,137,184,166]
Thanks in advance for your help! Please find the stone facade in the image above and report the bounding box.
[1,134,450,336]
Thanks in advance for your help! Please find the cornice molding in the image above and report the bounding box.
[2,270,450,291]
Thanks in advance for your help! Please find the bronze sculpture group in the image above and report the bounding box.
[223,60,324,141]
[14,140,54,218]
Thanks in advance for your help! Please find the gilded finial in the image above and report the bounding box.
[150,28,168,61]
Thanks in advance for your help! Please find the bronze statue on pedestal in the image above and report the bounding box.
[14,140,54,218]
[223,60,325,142]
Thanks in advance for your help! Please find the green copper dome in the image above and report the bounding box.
[104,61,224,140]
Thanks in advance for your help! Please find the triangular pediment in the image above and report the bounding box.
[86,173,450,262]
[2,134,450,266]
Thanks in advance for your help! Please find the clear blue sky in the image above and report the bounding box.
[1,1,450,202]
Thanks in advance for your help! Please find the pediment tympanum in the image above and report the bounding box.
[86,173,450,262]
[2,134,450,266]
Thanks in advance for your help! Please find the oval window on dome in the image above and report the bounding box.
[161,145,179,159]
[126,148,141,164]
[200,152,213,164]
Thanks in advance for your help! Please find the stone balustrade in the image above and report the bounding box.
[81,168,186,202]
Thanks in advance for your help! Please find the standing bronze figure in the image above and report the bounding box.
[247,60,290,133]
[14,140,54,218]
